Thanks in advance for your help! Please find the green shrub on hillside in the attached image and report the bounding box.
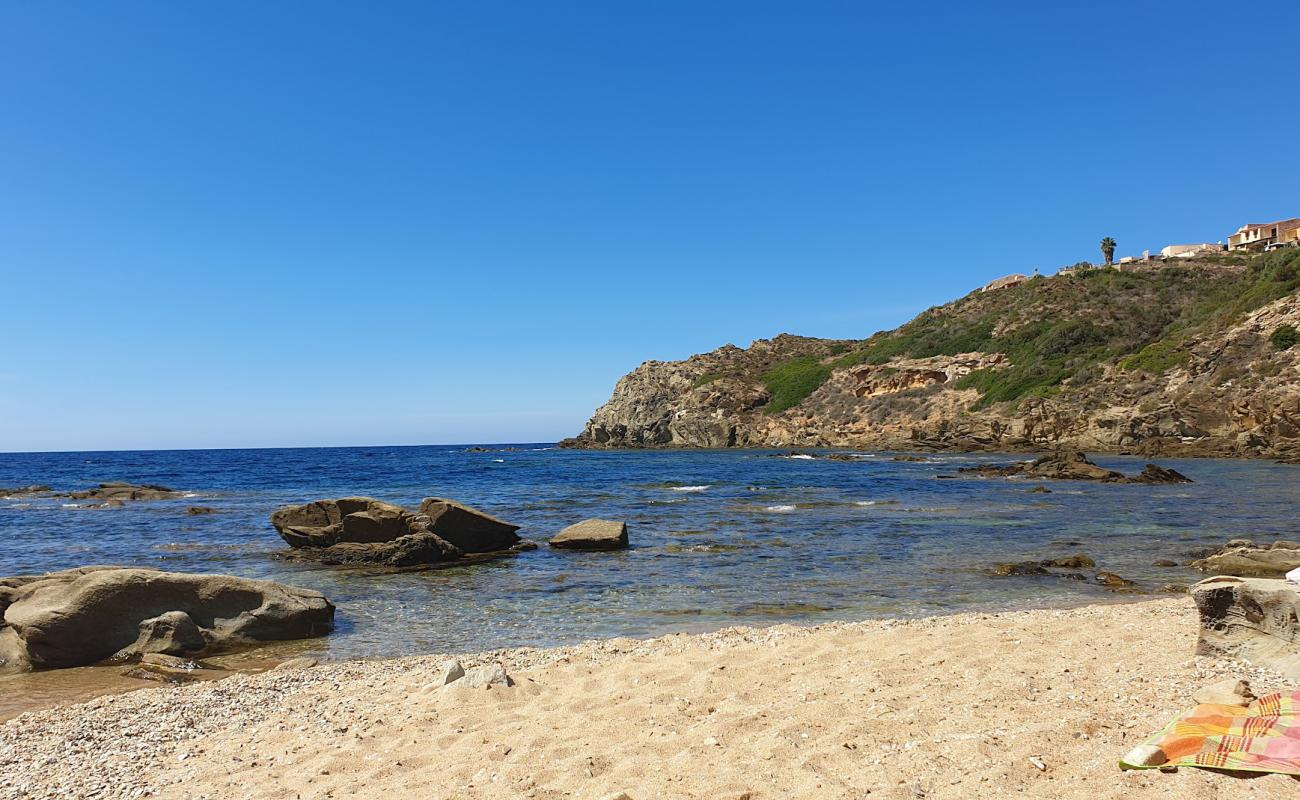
[1121,339,1189,374]
[692,372,726,388]
[762,357,832,414]
[1273,325,1299,351]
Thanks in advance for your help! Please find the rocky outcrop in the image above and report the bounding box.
[270,496,523,567]
[1191,539,1300,577]
[549,519,629,551]
[563,260,1300,459]
[64,482,185,503]
[956,451,1192,483]
[0,568,334,671]
[0,485,51,498]
[1191,576,1300,679]
[0,482,186,506]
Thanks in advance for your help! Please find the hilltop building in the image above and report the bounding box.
[1228,219,1300,251]
[1160,243,1225,258]
[981,273,1028,292]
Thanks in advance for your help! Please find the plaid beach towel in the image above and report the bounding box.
[1121,690,1300,775]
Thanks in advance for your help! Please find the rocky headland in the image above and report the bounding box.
[562,250,1300,459]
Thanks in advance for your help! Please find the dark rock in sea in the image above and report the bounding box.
[1190,539,1300,577]
[549,519,629,551]
[1042,554,1096,569]
[0,567,334,671]
[64,482,185,502]
[186,506,218,515]
[1029,485,1051,493]
[957,451,1193,484]
[270,496,523,567]
[1133,464,1193,484]
[1153,559,1179,567]
[824,453,861,462]
[891,455,931,462]
[1192,577,1300,678]
[1158,583,1189,593]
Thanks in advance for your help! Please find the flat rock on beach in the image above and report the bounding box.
[1,598,1295,800]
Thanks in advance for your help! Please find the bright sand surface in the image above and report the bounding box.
[2,597,1297,799]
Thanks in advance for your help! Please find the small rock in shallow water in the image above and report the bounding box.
[1153,559,1178,567]
[186,506,218,515]
[1095,571,1136,588]
[990,562,1049,577]
[271,657,318,672]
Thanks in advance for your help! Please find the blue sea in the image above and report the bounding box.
[2,445,1296,665]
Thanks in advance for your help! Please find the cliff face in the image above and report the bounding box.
[564,250,1300,458]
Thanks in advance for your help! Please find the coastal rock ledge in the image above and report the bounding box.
[0,567,334,671]
[271,496,526,567]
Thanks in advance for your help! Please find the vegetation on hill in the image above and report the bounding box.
[757,249,1300,413]
[762,357,833,414]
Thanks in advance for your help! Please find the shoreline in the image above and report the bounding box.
[4,597,1296,799]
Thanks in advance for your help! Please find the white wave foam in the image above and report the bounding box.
[765,504,797,512]
[671,485,711,492]
[854,500,877,506]
[492,458,505,463]
[786,454,815,460]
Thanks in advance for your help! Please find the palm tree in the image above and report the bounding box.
[1100,237,1117,266]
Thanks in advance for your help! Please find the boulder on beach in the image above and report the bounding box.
[1190,539,1300,577]
[549,519,630,551]
[270,496,523,567]
[1192,576,1300,679]
[958,451,1192,484]
[0,567,334,671]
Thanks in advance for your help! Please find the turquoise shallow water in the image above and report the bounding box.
[2,445,1297,662]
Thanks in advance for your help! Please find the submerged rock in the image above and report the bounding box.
[1191,539,1300,577]
[990,562,1050,577]
[186,506,218,515]
[0,567,334,671]
[549,519,630,551]
[1192,577,1300,679]
[1042,554,1096,569]
[270,496,523,567]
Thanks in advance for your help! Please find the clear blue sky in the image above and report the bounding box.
[3,2,1297,452]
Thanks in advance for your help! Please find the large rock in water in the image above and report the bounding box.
[549,519,630,551]
[418,497,522,553]
[270,496,522,566]
[0,568,334,670]
[1191,539,1300,577]
[1192,576,1300,679]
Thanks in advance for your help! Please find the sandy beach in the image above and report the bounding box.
[1,597,1294,800]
